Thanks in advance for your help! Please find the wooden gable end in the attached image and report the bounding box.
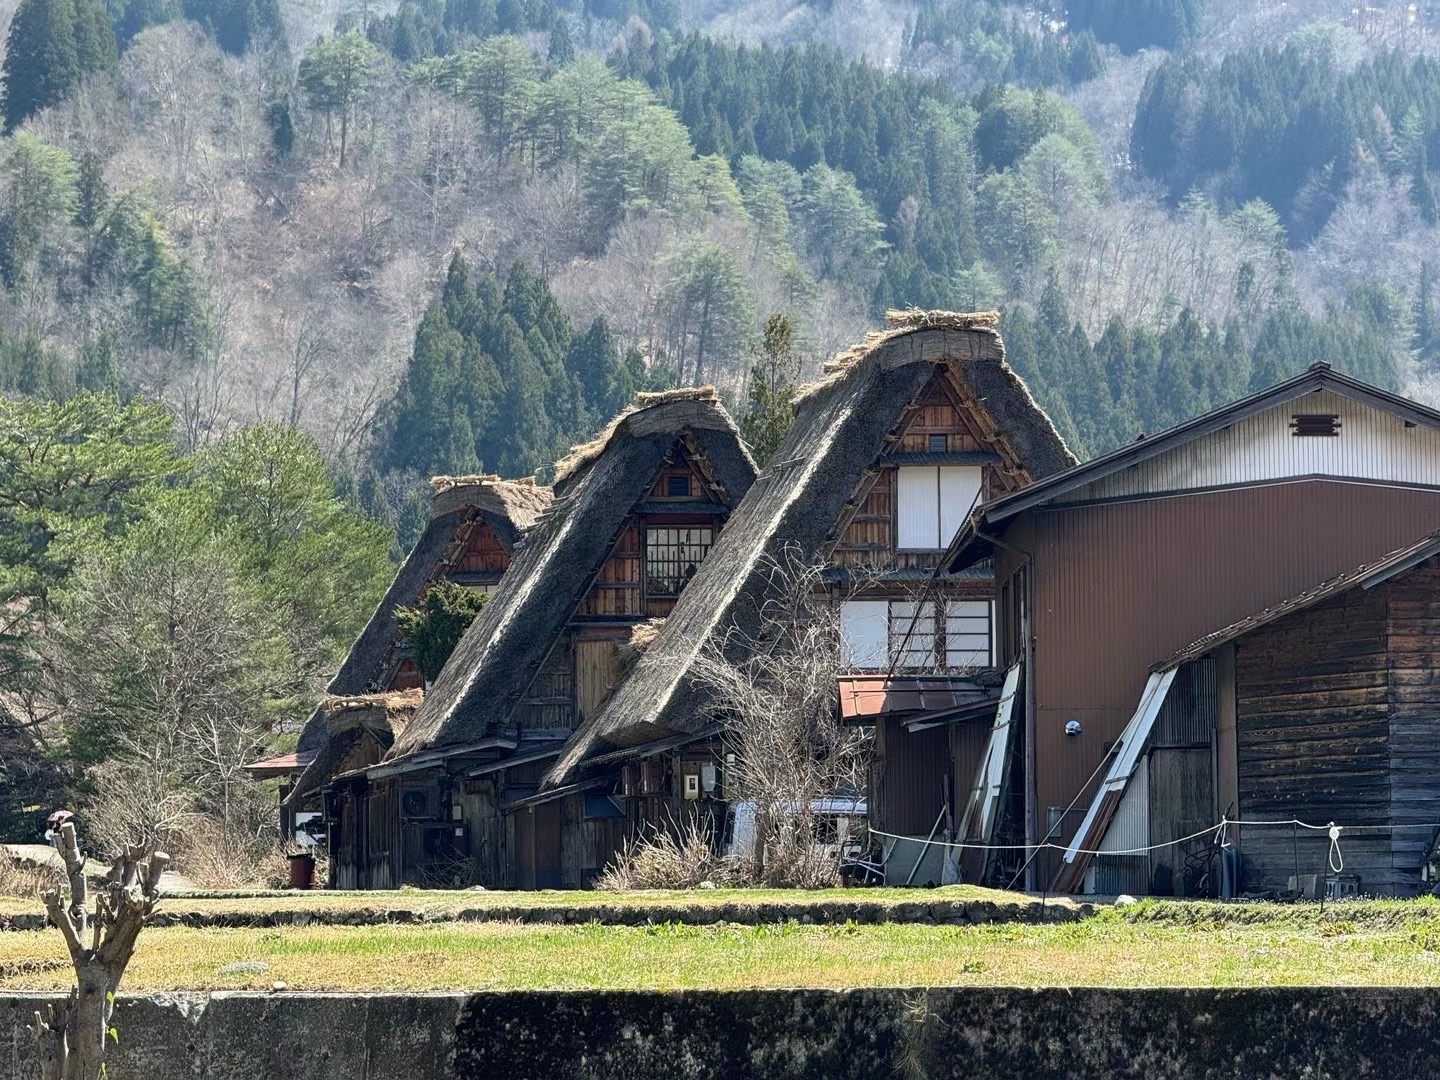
[830,368,1030,572]
[578,435,731,619]
[453,520,510,574]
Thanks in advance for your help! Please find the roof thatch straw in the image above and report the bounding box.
[548,313,1074,785]
[387,389,757,760]
[286,689,425,806]
[553,386,722,485]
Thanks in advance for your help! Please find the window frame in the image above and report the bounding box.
[643,526,714,599]
[894,465,984,551]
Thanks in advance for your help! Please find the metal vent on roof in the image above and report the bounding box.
[1290,413,1341,437]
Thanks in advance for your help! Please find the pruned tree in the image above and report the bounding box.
[30,817,166,1080]
[689,547,870,887]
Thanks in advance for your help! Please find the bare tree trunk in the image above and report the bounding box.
[30,822,168,1080]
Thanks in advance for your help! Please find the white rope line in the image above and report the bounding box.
[869,816,1440,860]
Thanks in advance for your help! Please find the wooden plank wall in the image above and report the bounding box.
[515,635,575,730]
[559,795,630,888]
[455,521,509,573]
[871,717,949,835]
[575,637,621,722]
[455,778,502,885]
[579,527,642,617]
[1386,558,1440,891]
[1235,586,1394,892]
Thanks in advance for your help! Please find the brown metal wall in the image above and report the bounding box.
[871,717,950,835]
[1027,480,1440,837]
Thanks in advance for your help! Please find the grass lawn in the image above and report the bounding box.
[7,900,1440,991]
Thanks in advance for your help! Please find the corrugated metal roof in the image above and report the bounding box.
[838,676,998,723]
[1155,529,1440,672]
[243,750,317,776]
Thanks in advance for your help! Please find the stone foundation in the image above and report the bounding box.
[2,988,1436,1079]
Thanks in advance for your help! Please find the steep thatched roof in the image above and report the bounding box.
[548,314,1073,784]
[386,389,758,760]
[284,689,424,807]
[296,477,551,755]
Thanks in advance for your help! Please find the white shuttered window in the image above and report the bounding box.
[896,466,983,549]
[840,600,888,669]
[946,600,993,668]
[841,598,994,671]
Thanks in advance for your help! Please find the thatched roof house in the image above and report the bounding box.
[386,387,758,761]
[548,311,1073,784]
[295,476,551,757]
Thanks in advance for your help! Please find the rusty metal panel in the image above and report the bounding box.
[1055,391,1440,504]
[1028,480,1440,845]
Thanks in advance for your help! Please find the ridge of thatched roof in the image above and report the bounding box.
[296,478,551,755]
[387,389,757,760]
[553,386,723,485]
[548,315,1074,785]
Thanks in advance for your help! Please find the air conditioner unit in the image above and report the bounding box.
[400,786,438,820]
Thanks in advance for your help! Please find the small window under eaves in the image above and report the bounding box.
[928,433,949,453]
[1290,413,1341,437]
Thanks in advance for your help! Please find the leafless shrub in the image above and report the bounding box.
[689,546,870,888]
[594,821,740,891]
[0,859,58,900]
[169,817,289,890]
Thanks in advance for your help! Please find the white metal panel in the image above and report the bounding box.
[897,466,937,548]
[840,601,888,669]
[1056,390,1440,503]
[1098,761,1148,853]
[959,661,1021,843]
[1062,667,1177,866]
[938,466,983,546]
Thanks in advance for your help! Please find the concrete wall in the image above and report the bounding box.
[4,988,1440,1079]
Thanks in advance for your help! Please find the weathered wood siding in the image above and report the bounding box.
[575,637,622,722]
[1385,558,1440,889]
[559,794,630,888]
[580,526,643,617]
[454,521,509,573]
[515,635,575,730]
[1235,586,1393,892]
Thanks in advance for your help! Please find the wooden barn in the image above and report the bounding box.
[323,388,757,889]
[948,363,1440,892]
[549,311,1074,884]
[245,475,550,837]
[1058,532,1440,898]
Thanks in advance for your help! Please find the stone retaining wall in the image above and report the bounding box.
[1,988,1436,1079]
[0,896,1089,932]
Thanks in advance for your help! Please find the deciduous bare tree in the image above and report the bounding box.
[689,547,869,887]
[30,818,166,1080]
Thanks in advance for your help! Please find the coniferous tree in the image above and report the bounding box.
[2,0,116,131]
[740,313,800,467]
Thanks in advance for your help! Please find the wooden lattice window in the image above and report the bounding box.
[645,527,712,597]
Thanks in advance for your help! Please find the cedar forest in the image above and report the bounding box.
[1,0,1439,869]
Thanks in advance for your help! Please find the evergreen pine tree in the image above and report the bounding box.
[740,313,800,467]
[3,0,82,131]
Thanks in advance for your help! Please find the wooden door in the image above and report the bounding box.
[1148,748,1214,895]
